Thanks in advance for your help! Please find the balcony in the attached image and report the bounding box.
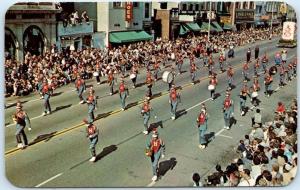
[57,21,94,37]
[8,2,61,13]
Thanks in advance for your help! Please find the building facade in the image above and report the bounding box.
[5,2,60,61]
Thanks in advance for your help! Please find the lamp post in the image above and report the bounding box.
[270,1,274,38]
[207,1,212,48]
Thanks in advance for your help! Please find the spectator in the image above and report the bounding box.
[238,169,255,186]
[192,173,202,186]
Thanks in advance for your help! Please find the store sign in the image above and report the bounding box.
[260,15,270,20]
[235,10,254,21]
[125,2,133,21]
[282,22,296,41]
[280,3,287,14]
[220,16,231,24]
[179,15,194,22]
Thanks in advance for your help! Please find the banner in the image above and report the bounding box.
[282,22,296,41]
[125,2,133,22]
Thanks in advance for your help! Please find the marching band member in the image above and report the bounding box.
[84,119,99,162]
[197,104,208,149]
[264,73,273,97]
[13,102,31,149]
[227,66,234,90]
[75,74,86,104]
[208,74,218,100]
[119,79,129,111]
[107,69,115,96]
[146,129,165,181]
[240,82,250,116]
[223,92,234,130]
[169,85,180,120]
[42,80,53,116]
[86,87,97,123]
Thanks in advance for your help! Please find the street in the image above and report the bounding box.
[5,37,297,187]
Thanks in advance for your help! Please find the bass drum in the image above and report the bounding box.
[162,71,174,83]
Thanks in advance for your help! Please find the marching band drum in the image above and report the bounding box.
[162,71,174,84]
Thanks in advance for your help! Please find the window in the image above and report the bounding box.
[243,2,247,9]
[206,2,210,10]
[182,3,187,11]
[113,2,122,8]
[145,3,150,18]
[160,2,167,9]
[133,2,139,8]
[195,4,199,11]
[236,2,240,9]
[189,4,193,11]
[250,2,254,9]
[212,2,215,10]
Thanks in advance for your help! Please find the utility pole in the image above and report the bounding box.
[207,1,212,47]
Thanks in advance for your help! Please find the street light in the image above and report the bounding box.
[270,1,274,38]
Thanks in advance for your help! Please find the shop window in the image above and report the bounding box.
[250,2,254,9]
[243,2,247,9]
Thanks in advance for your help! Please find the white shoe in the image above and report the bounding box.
[152,175,158,181]
[89,156,96,162]
[121,108,125,111]
[47,111,51,115]
[171,116,175,120]
[28,127,32,131]
[143,130,148,135]
[226,126,230,130]
[198,144,203,149]
[80,100,84,104]
[110,93,113,96]
[223,126,227,129]
[17,143,23,148]
[42,112,47,116]
[97,82,101,85]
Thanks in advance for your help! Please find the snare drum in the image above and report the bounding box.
[251,92,258,98]
[93,72,99,77]
[208,84,215,91]
[130,73,136,79]
[162,71,174,83]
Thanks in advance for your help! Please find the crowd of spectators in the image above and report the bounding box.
[204,99,297,186]
[5,26,282,97]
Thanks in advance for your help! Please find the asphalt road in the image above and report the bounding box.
[4,37,297,187]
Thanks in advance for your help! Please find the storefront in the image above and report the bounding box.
[235,9,255,30]
[57,21,94,51]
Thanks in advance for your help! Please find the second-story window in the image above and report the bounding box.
[195,4,199,11]
[182,3,187,11]
[113,2,122,8]
[250,2,254,9]
[133,2,139,8]
[189,4,193,11]
[160,2,167,9]
[144,3,150,18]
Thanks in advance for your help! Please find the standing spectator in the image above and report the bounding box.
[192,173,202,186]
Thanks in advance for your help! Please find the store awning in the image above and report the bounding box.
[179,25,190,35]
[223,23,233,30]
[109,31,152,43]
[200,22,217,32]
[184,23,201,31]
[212,21,223,32]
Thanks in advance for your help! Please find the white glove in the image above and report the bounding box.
[161,154,165,159]
[154,116,157,119]
[28,127,32,131]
